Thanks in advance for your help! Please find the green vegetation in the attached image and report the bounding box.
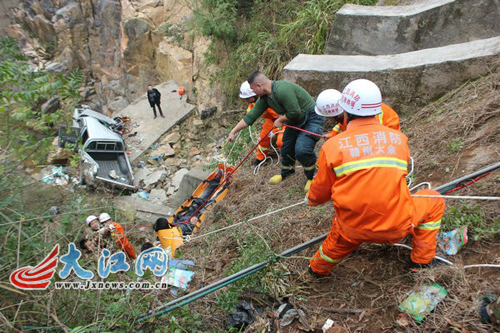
[448,138,464,154]
[192,0,377,106]
[216,232,287,312]
[442,205,499,241]
[0,37,83,164]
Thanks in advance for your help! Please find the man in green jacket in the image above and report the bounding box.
[228,71,324,191]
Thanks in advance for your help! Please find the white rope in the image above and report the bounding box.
[410,182,432,192]
[187,200,305,242]
[393,243,453,265]
[248,125,258,144]
[463,264,500,269]
[227,131,242,159]
[406,157,414,188]
[393,243,500,269]
[412,194,500,201]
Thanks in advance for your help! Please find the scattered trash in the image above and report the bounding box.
[109,169,118,179]
[132,190,149,200]
[437,227,468,255]
[169,287,179,296]
[399,283,448,322]
[168,259,195,270]
[276,300,311,330]
[322,319,335,332]
[160,268,194,290]
[48,206,60,215]
[137,161,146,169]
[43,166,70,186]
[396,313,410,327]
[227,301,261,330]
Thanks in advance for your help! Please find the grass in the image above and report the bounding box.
[442,204,499,241]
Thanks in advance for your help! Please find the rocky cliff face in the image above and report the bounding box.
[3,0,221,114]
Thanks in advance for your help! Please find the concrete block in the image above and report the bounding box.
[283,37,500,111]
[149,189,168,203]
[171,168,189,190]
[326,0,500,55]
[169,167,211,208]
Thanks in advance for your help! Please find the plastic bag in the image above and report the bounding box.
[437,227,468,255]
[399,283,448,322]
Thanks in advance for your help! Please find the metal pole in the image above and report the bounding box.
[433,162,500,193]
[137,233,328,322]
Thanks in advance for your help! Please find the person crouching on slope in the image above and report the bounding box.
[228,71,324,192]
[99,213,136,260]
[306,79,445,277]
[239,81,285,168]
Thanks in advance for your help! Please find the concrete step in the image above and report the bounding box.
[326,0,500,55]
[283,36,500,111]
[112,80,196,162]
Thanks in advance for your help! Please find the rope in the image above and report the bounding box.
[445,172,491,194]
[285,125,325,138]
[412,194,500,201]
[393,243,500,269]
[187,200,305,242]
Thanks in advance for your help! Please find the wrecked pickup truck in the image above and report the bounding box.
[79,116,135,189]
[59,111,135,190]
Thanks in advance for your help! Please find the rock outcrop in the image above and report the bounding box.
[5,0,222,114]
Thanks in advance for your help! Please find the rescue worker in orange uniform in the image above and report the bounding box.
[326,100,400,139]
[239,81,284,168]
[307,80,445,277]
[99,213,136,260]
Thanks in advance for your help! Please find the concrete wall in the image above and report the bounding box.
[169,167,211,208]
[284,37,500,112]
[326,0,500,55]
[0,0,17,30]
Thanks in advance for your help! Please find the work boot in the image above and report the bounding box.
[308,266,330,279]
[161,114,165,118]
[479,292,499,325]
[304,180,312,192]
[269,174,283,185]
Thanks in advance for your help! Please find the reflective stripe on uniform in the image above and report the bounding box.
[319,245,342,263]
[333,124,341,133]
[258,146,269,151]
[282,165,295,170]
[378,109,384,124]
[333,157,407,176]
[416,220,441,231]
[303,164,316,171]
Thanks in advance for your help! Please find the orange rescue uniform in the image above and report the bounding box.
[247,103,284,161]
[308,117,444,276]
[327,103,400,139]
[109,222,136,260]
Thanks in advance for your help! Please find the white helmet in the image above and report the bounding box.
[338,79,382,116]
[239,81,256,99]
[86,215,98,225]
[99,213,111,223]
[315,89,342,117]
